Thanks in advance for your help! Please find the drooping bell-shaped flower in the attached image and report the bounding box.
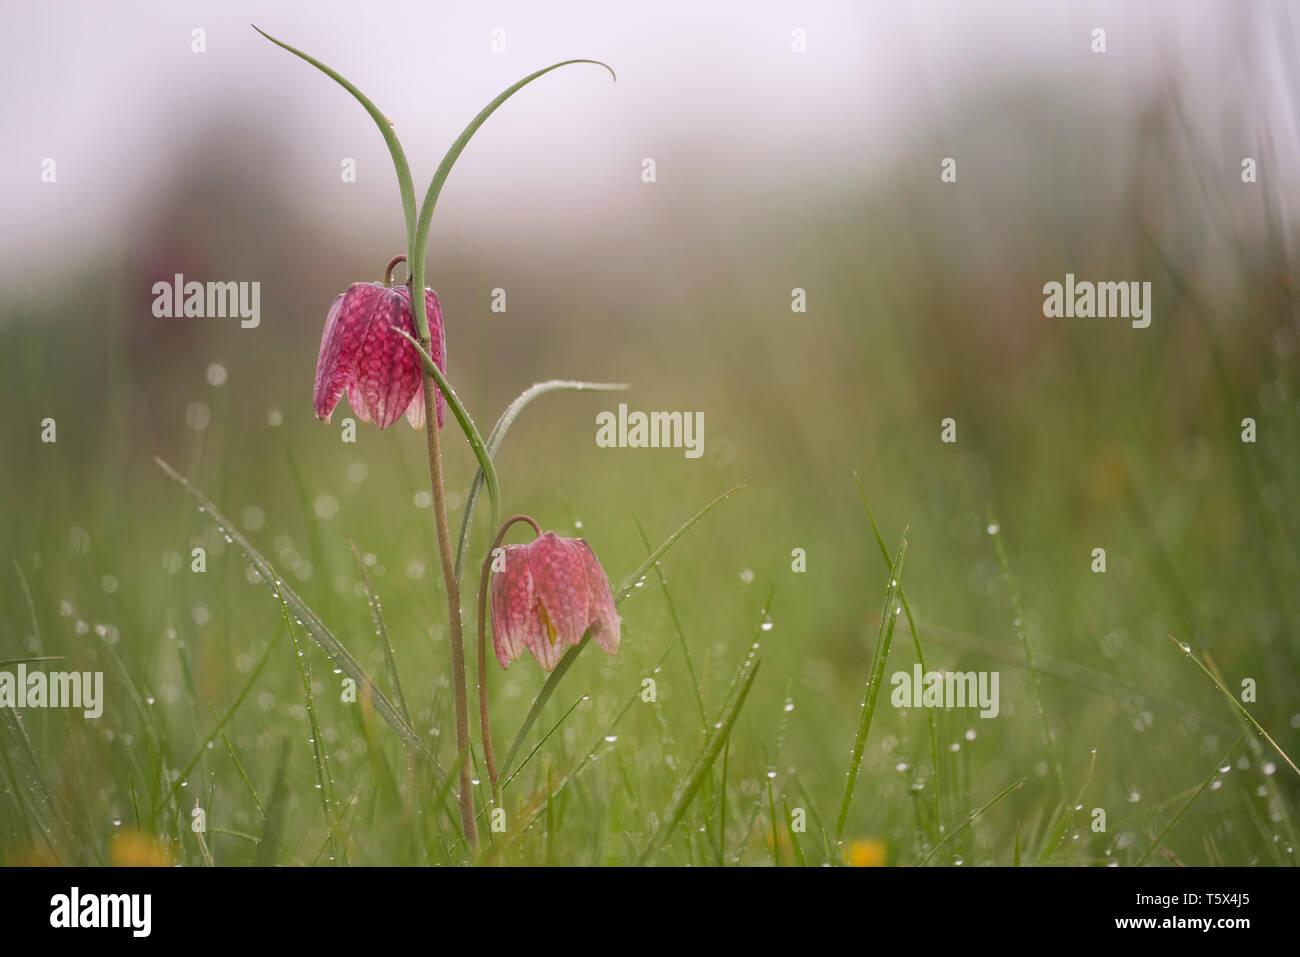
[313,279,446,430]
[490,531,621,671]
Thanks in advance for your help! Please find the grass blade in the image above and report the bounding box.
[638,651,762,864]
[835,530,907,844]
[784,799,807,866]
[855,475,941,839]
[918,777,1026,866]
[1036,749,1097,864]
[616,479,754,602]
[634,515,706,726]
[1169,635,1300,778]
[272,571,343,863]
[1136,736,1243,866]
[991,515,1065,795]
[502,695,587,791]
[350,539,410,727]
[212,706,264,818]
[149,631,276,822]
[154,457,433,762]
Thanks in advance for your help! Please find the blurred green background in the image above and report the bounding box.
[1,1,1297,865]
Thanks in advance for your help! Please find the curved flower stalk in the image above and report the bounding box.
[256,24,615,855]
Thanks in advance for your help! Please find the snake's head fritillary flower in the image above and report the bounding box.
[313,279,446,430]
[490,531,620,671]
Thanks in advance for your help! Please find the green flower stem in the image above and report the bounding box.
[400,290,497,855]
[414,341,476,852]
[477,515,543,806]
[404,253,478,850]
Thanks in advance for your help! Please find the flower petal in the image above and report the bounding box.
[404,389,426,430]
[351,288,423,430]
[393,286,447,429]
[527,533,592,657]
[312,292,357,422]
[578,539,621,654]
[346,380,372,423]
[490,544,538,669]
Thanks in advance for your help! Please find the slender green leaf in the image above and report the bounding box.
[784,799,807,867]
[149,628,277,820]
[350,540,410,727]
[212,706,265,818]
[272,571,343,863]
[635,514,706,726]
[991,515,1065,795]
[918,778,1025,866]
[835,531,907,843]
[1170,635,1300,778]
[855,474,941,839]
[407,60,614,356]
[393,329,500,531]
[616,479,754,602]
[502,695,587,790]
[453,380,628,578]
[1137,736,1243,866]
[1036,749,1097,864]
[638,652,761,864]
[252,26,417,251]
[414,59,615,255]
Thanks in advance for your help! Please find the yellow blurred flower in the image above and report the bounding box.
[110,829,173,867]
[844,838,887,867]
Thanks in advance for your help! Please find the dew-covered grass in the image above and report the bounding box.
[2,74,1298,867]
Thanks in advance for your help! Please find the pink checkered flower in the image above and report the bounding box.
[490,531,621,671]
[312,279,446,430]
